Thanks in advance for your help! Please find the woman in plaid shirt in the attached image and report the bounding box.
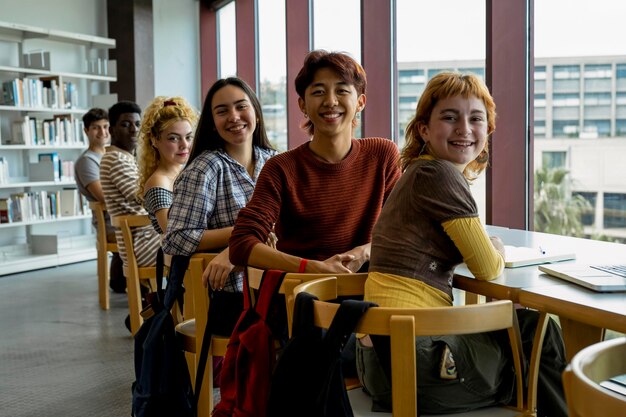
[163,78,276,333]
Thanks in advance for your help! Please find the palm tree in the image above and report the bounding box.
[534,166,591,237]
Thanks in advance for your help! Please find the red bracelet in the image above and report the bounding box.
[298,258,308,273]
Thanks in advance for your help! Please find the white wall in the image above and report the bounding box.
[0,0,107,36]
[153,0,201,108]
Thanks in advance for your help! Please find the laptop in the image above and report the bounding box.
[538,264,626,292]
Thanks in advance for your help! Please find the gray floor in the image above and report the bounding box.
[0,260,134,417]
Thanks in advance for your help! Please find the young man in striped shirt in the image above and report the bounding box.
[100,101,161,271]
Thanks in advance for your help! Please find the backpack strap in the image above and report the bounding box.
[253,269,287,320]
[324,299,376,353]
[192,286,217,416]
[163,254,192,311]
[154,248,166,308]
[291,291,318,338]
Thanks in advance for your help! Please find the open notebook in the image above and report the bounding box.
[504,245,576,268]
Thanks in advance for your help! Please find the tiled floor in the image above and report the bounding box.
[0,260,134,417]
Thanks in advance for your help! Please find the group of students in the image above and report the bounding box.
[75,49,567,416]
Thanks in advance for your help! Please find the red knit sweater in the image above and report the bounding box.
[229,138,401,264]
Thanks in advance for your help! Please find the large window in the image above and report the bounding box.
[217,2,236,78]
[534,0,626,241]
[396,0,486,218]
[258,0,287,151]
[313,0,361,138]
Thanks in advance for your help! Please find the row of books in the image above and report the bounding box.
[1,77,79,109]
[0,153,76,184]
[10,115,87,146]
[0,189,89,224]
[30,153,76,183]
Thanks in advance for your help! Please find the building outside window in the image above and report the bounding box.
[574,191,597,226]
[604,193,626,229]
[542,151,567,170]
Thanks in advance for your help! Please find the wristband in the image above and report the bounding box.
[298,258,308,273]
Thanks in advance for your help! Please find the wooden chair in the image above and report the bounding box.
[88,201,118,310]
[110,214,157,335]
[293,276,529,417]
[175,253,230,417]
[247,267,368,338]
[563,337,626,417]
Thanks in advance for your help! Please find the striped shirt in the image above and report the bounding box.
[100,146,161,267]
[163,146,276,292]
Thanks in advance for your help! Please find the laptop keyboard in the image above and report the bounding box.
[590,265,626,278]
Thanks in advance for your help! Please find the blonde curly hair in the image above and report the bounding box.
[136,96,199,202]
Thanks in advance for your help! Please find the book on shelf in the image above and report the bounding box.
[40,76,62,109]
[9,192,28,222]
[60,188,79,217]
[23,50,51,71]
[0,198,12,224]
[1,79,18,105]
[38,152,61,181]
[11,116,31,145]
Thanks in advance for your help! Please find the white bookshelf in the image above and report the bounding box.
[0,20,115,276]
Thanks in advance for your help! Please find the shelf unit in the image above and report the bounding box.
[0,20,116,276]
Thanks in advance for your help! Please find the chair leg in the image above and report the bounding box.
[126,273,143,335]
[98,249,110,310]
[197,352,214,417]
[527,312,549,415]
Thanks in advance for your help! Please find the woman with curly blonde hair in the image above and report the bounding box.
[137,96,199,235]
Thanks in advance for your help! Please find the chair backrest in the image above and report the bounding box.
[88,201,117,310]
[89,201,116,250]
[563,337,626,417]
[247,267,368,337]
[111,214,156,334]
[293,276,526,417]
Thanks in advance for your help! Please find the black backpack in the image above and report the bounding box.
[267,292,375,417]
[131,249,193,417]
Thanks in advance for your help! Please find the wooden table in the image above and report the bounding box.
[519,284,626,361]
[453,226,626,360]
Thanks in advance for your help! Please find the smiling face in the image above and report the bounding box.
[418,94,488,171]
[84,118,110,148]
[154,120,193,167]
[298,67,366,141]
[110,112,141,153]
[211,84,257,151]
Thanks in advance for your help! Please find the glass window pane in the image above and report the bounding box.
[313,0,361,137]
[542,151,567,169]
[574,192,597,226]
[604,193,626,228]
[217,2,237,78]
[396,0,486,218]
[258,0,287,151]
[313,0,361,59]
[534,0,626,242]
